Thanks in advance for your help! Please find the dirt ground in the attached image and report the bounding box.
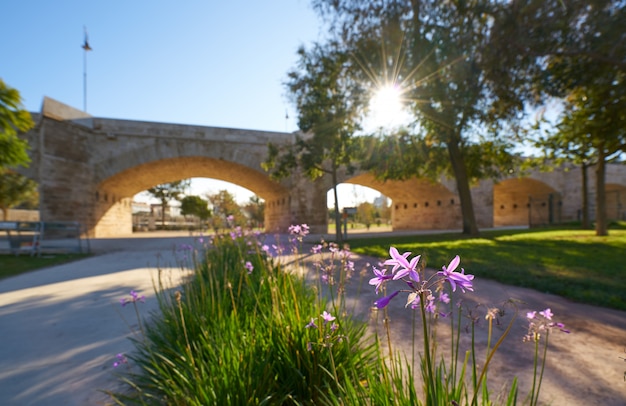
[297,251,626,406]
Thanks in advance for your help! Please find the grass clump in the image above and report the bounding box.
[109,229,403,405]
[0,253,89,280]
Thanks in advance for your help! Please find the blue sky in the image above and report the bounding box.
[2,0,319,131]
[2,1,386,206]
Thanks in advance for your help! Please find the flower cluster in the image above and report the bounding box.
[112,353,128,368]
[306,310,338,330]
[523,308,570,342]
[229,226,244,241]
[288,223,310,243]
[369,247,474,310]
[310,241,354,285]
[120,290,145,307]
[243,260,254,274]
[305,311,342,351]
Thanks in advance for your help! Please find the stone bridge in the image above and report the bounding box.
[19,97,626,238]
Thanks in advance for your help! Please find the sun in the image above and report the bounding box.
[364,84,411,132]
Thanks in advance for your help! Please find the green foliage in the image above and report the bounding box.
[0,79,33,169]
[355,201,375,228]
[349,226,626,310]
[206,189,246,229]
[0,253,89,280]
[264,42,363,182]
[487,0,626,236]
[112,232,380,405]
[242,195,265,228]
[179,195,210,221]
[310,0,528,235]
[0,169,38,220]
[146,180,190,225]
[146,180,189,205]
[264,41,366,242]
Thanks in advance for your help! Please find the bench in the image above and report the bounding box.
[0,221,42,256]
[0,221,89,256]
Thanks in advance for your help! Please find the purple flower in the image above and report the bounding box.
[383,247,421,282]
[121,290,145,306]
[424,297,437,314]
[261,244,270,253]
[306,318,318,329]
[288,224,310,238]
[539,308,553,320]
[369,266,392,294]
[374,290,400,309]
[244,261,254,274]
[438,292,450,304]
[112,353,127,368]
[311,244,323,254]
[526,311,537,319]
[550,322,570,333]
[383,247,411,273]
[438,255,474,293]
[321,311,336,323]
[330,322,339,332]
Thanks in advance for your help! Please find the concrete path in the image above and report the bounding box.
[1,230,625,405]
[0,233,199,406]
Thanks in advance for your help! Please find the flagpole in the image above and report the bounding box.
[82,26,92,112]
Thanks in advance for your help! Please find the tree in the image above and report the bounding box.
[0,79,33,169]
[263,42,365,243]
[311,0,520,236]
[0,169,38,220]
[242,195,265,229]
[147,180,190,227]
[356,201,376,230]
[487,0,626,235]
[206,189,245,231]
[180,195,211,223]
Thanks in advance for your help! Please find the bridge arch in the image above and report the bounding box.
[341,173,463,230]
[493,178,558,227]
[93,156,290,236]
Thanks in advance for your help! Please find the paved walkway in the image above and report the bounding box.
[0,234,199,405]
[0,230,625,405]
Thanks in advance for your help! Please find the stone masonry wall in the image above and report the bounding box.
[20,98,626,238]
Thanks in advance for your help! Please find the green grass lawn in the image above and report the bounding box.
[0,253,90,280]
[348,225,626,311]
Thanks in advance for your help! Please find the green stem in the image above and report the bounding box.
[530,337,539,406]
[412,308,416,369]
[534,331,550,405]
[420,291,436,404]
[471,309,517,406]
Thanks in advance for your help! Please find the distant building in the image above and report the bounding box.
[373,194,389,209]
[149,203,181,218]
[131,201,151,214]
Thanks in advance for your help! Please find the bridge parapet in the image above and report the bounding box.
[17,97,626,237]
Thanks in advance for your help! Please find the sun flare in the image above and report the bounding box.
[365,84,411,131]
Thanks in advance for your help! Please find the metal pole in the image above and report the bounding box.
[83,48,87,111]
[82,26,92,112]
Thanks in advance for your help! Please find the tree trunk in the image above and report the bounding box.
[161,199,167,229]
[595,144,608,236]
[1,207,7,221]
[331,166,344,244]
[447,136,479,236]
[581,163,590,229]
